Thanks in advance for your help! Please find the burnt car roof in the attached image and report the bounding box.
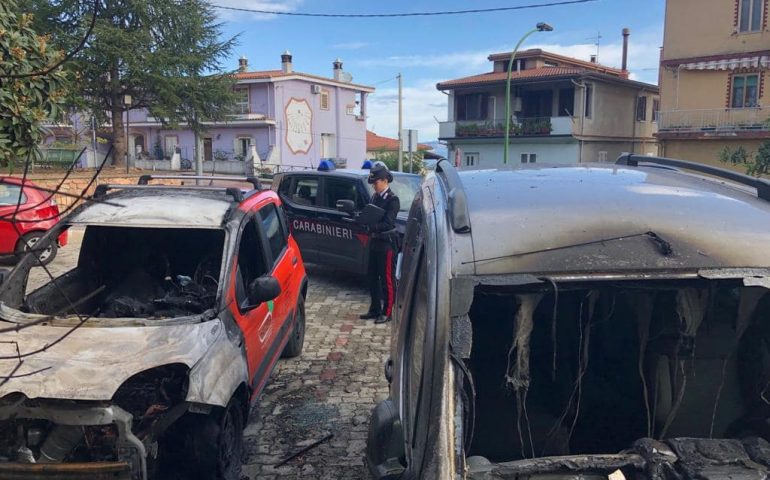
[450,163,770,276]
[69,189,235,228]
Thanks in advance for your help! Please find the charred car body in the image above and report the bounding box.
[367,156,770,479]
[0,176,307,479]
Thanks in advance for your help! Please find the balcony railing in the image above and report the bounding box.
[439,116,572,139]
[657,108,770,133]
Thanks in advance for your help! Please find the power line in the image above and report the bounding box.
[210,0,599,18]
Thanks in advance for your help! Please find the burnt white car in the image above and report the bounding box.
[367,156,770,479]
[0,176,308,480]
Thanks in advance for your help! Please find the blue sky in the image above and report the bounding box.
[214,0,666,141]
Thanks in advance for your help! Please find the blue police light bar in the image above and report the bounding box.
[361,160,374,169]
[318,159,336,171]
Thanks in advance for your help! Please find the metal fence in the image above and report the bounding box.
[657,108,770,132]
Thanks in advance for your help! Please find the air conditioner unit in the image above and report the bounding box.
[311,84,322,94]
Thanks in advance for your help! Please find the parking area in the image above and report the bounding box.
[27,235,390,480]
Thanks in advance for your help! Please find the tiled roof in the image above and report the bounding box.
[488,49,627,76]
[437,67,583,89]
[233,70,374,91]
[367,130,431,151]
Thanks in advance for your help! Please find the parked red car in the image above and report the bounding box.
[0,176,68,265]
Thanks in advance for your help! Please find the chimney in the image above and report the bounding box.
[333,58,343,81]
[281,50,293,74]
[590,55,597,63]
[238,56,248,73]
[621,28,630,72]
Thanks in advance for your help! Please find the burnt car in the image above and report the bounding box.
[0,175,307,480]
[367,156,770,479]
[272,162,421,275]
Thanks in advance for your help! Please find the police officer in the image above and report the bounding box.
[360,164,400,324]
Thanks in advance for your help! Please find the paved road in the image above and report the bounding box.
[27,233,390,480]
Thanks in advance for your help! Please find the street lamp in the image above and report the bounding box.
[123,94,132,173]
[503,22,554,164]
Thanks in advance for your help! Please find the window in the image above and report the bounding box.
[287,177,318,206]
[235,218,268,310]
[456,93,489,121]
[259,203,288,266]
[598,151,608,162]
[0,184,26,206]
[235,137,252,160]
[739,0,763,32]
[521,153,537,163]
[464,152,479,166]
[652,99,660,122]
[544,61,558,67]
[234,87,249,114]
[346,104,355,115]
[584,83,593,118]
[558,87,575,116]
[732,74,759,108]
[320,90,330,110]
[636,96,647,121]
[322,178,361,209]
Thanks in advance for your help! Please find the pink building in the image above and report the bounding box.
[127,52,374,174]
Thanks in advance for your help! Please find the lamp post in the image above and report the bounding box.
[123,94,132,173]
[503,22,553,164]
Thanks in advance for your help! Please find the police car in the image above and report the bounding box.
[272,161,421,275]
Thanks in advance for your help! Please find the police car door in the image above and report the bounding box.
[279,175,319,265]
[315,176,368,273]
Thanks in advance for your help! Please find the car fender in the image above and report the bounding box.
[185,324,249,408]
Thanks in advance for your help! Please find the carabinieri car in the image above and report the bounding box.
[272,162,421,275]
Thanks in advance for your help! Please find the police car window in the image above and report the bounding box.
[389,176,421,212]
[235,218,268,310]
[322,178,361,209]
[259,203,287,266]
[289,178,318,206]
[0,185,26,206]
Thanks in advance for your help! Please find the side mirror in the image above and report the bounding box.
[336,199,355,213]
[247,275,281,305]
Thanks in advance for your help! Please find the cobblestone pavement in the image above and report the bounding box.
[27,234,390,480]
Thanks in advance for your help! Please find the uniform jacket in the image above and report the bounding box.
[370,188,400,251]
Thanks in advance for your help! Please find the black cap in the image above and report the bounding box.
[367,164,393,184]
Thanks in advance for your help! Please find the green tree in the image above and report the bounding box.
[23,0,237,167]
[0,0,69,169]
[748,141,770,177]
[371,149,425,173]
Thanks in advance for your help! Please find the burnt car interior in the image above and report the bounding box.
[24,225,225,318]
[465,280,770,463]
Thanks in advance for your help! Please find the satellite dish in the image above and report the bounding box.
[340,71,353,83]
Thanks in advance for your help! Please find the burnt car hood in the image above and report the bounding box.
[0,319,223,401]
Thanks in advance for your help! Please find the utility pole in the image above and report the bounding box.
[397,73,403,172]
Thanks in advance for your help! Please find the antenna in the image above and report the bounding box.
[585,31,602,62]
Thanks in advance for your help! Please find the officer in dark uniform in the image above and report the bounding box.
[359,164,400,324]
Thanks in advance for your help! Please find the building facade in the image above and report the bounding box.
[127,53,374,174]
[658,0,770,166]
[437,48,659,169]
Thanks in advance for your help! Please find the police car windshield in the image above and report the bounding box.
[367,175,421,212]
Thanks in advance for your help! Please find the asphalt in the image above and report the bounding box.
[27,231,390,480]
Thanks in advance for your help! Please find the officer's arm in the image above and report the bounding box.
[371,197,400,232]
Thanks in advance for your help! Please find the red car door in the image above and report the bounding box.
[226,216,274,390]
[0,182,28,253]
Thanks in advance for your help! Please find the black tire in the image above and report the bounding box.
[281,295,306,358]
[183,400,244,480]
[16,232,57,265]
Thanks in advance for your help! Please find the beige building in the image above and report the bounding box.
[658,0,770,166]
[437,47,658,169]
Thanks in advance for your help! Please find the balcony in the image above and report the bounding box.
[657,108,770,135]
[439,116,573,139]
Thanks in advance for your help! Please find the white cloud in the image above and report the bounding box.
[359,51,491,76]
[367,80,448,142]
[211,0,304,22]
[331,41,372,50]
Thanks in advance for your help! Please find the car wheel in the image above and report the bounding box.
[281,296,306,358]
[16,232,57,265]
[183,400,244,480]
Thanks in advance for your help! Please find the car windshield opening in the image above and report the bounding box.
[24,225,225,319]
[464,279,770,468]
[366,175,421,212]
